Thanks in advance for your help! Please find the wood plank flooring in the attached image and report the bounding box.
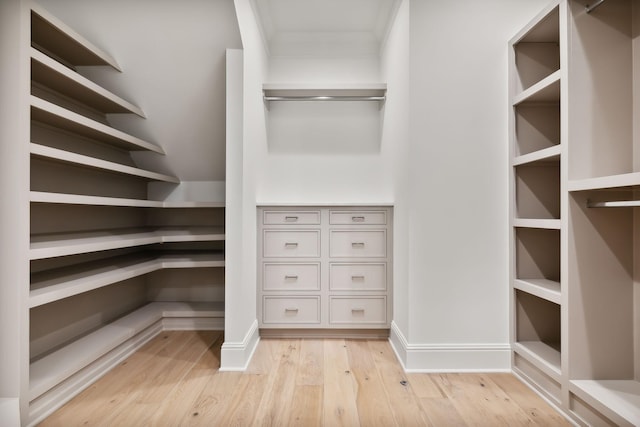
[39,331,570,426]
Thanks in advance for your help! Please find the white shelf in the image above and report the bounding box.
[29,301,224,400]
[571,380,640,426]
[587,200,640,208]
[513,341,561,380]
[30,252,224,308]
[263,82,387,97]
[30,143,179,183]
[513,218,561,229]
[512,70,561,105]
[31,96,163,153]
[513,145,561,166]
[30,191,224,209]
[30,227,225,260]
[31,4,121,71]
[31,48,144,117]
[569,171,640,192]
[514,279,561,305]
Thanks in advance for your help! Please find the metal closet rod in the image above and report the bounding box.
[263,95,386,102]
[586,0,606,13]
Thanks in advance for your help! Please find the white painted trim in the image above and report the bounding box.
[219,319,260,371]
[161,317,224,331]
[0,399,20,427]
[389,321,511,372]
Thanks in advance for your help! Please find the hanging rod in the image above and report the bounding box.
[586,0,605,13]
[587,199,640,208]
[263,96,386,102]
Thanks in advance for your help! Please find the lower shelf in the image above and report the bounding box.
[29,301,224,402]
[571,380,640,426]
[513,341,561,379]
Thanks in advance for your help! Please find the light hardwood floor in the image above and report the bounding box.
[39,331,570,426]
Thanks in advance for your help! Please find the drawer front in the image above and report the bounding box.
[329,263,387,291]
[329,296,387,325]
[263,296,320,324]
[329,210,387,225]
[263,230,320,258]
[263,210,321,225]
[263,263,320,291]
[329,230,386,258]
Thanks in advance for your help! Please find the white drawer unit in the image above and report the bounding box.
[257,206,392,332]
[262,296,320,324]
[263,210,321,225]
[263,263,320,291]
[329,230,386,258]
[263,230,320,258]
[329,263,386,291]
[329,296,387,325]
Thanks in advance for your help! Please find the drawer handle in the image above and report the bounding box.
[284,275,299,280]
[351,275,365,280]
[285,216,299,222]
[352,216,365,222]
[285,307,299,313]
[351,242,365,248]
[352,308,365,313]
[285,242,299,248]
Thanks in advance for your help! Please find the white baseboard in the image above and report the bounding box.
[162,317,224,330]
[389,321,511,372]
[219,319,260,371]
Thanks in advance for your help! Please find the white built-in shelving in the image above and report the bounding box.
[511,1,640,425]
[26,5,226,425]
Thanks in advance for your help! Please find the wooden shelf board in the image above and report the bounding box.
[31,48,144,117]
[29,301,224,401]
[30,191,224,208]
[513,218,561,230]
[512,70,561,105]
[571,380,640,426]
[30,227,225,260]
[514,279,561,305]
[513,341,561,379]
[569,171,640,192]
[263,82,387,97]
[30,96,163,153]
[513,145,561,166]
[30,143,179,183]
[31,5,121,71]
[30,252,224,308]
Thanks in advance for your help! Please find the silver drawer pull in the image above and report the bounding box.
[285,307,299,312]
[284,242,299,248]
[351,242,365,248]
[352,216,365,222]
[284,275,299,280]
[351,275,365,280]
[285,216,299,222]
[351,308,365,313]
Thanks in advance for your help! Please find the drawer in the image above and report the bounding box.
[263,263,320,291]
[263,230,320,258]
[263,296,320,324]
[329,296,387,325]
[330,210,387,225]
[329,230,386,258]
[329,263,386,291]
[263,210,320,225]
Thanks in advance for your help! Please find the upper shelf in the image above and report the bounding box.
[263,83,387,105]
[31,96,163,153]
[31,4,121,71]
[30,191,224,209]
[510,2,559,45]
[568,171,640,192]
[31,48,145,117]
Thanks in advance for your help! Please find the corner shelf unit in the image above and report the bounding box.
[26,5,226,425]
[511,1,640,425]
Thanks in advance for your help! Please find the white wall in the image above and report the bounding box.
[0,0,30,421]
[35,0,242,183]
[403,0,550,370]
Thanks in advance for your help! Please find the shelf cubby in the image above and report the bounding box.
[515,227,560,283]
[570,380,640,426]
[514,162,560,220]
[515,290,561,378]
